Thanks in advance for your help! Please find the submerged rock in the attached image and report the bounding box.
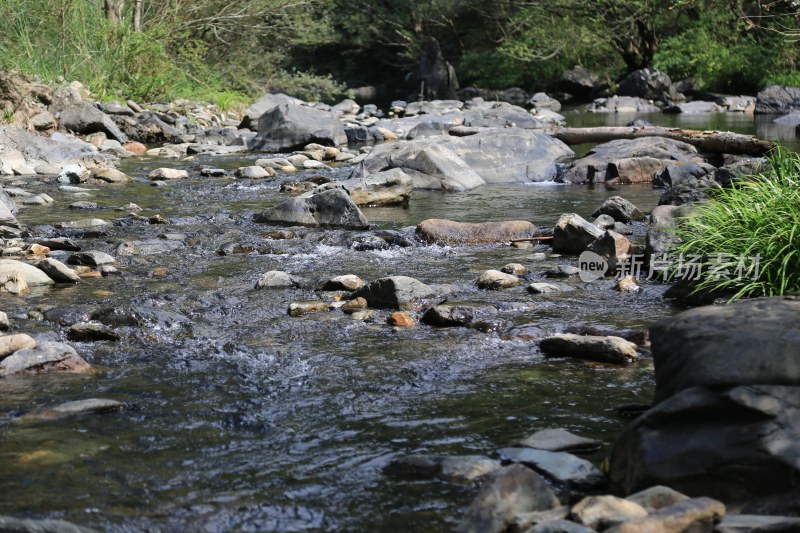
[288,301,329,317]
[517,429,601,454]
[457,464,560,533]
[0,341,91,376]
[14,398,124,423]
[476,270,520,290]
[498,447,607,491]
[0,515,97,533]
[421,304,497,328]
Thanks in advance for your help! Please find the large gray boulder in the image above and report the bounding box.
[250,104,346,151]
[354,129,573,190]
[0,259,55,286]
[557,66,602,100]
[254,188,368,229]
[552,213,604,254]
[463,102,542,129]
[617,67,675,101]
[587,96,660,114]
[239,92,302,129]
[610,297,800,514]
[0,126,110,172]
[558,137,702,184]
[755,85,800,114]
[57,101,128,143]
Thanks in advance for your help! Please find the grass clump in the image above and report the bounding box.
[673,147,800,302]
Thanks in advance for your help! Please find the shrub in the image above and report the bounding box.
[672,147,800,301]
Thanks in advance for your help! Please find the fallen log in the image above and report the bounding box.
[547,126,775,157]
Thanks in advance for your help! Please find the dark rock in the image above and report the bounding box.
[67,250,115,267]
[755,85,800,114]
[36,258,80,283]
[715,514,800,532]
[67,322,120,342]
[89,307,145,327]
[422,304,497,328]
[592,196,645,223]
[349,276,435,310]
[644,204,691,267]
[254,188,369,230]
[570,495,648,530]
[384,454,500,485]
[498,447,607,491]
[251,104,346,152]
[714,158,767,188]
[617,67,675,101]
[653,162,715,188]
[557,66,602,101]
[57,102,128,143]
[588,230,635,274]
[416,36,459,100]
[457,464,560,533]
[529,519,595,533]
[239,92,301,129]
[552,213,604,254]
[626,486,690,512]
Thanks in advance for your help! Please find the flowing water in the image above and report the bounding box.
[0,110,792,531]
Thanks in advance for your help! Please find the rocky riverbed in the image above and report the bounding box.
[1,74,799,531]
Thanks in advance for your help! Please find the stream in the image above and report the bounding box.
[0,110,795,532]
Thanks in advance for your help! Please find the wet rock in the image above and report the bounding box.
[235,165,273,179]
[715,514,800,532]
[0,311,9,331]
[591,196,645,223]
[251,103,347,151]
[553,214,604,254]
[543,265,580,279]
[311,169,412,207]
[499,448,607,491]
[588,230,634,274]
[593,214,615,229]
[477,270,520,290]
[653,162,715,189]
[557,66,602,100]
[349,276,435,310]
[288,301,329,317]
[255,271,304,290]
[92,168,132,183]
[36,258,81,283]
[318,274,364,291]
[22,193,55,206]
[570,495,648,530]
[457,464,560,533]
[501,263,528,275]
[239,92,302,129]
[614,275,640,293]
[0,334,37,359]
[341,297,368,314]
[67,251,115,267]
[350,310,374,321]
[387,311,415,327]
[14,398,124,424]
[625,486,689,513]
[200,167,226,177]
[149,168,188,180]
[540,334,638,365]
[67,322,120,342]
[530,92,562,112]
[69,201,97,210]
[517,429,601,454]
[422,304,497,328]
[89,307,144,327]
[115,239,184,257]
[0,259,55,286]
[606,156,675,184]
[0,515,97,533]
[55,218,110,230]
[665,101,725,114]
[527,282,570,294]
[254,188,369,230]
[644,204,691,266]
[605,497,725,533]
[417,219,537,244]
[56,101,128,143]
[0,341,91,376]
[384,454,500,485]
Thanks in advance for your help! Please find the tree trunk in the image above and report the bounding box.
[104,0,125,25]
[547,126,775,157]
[133,0,143,31]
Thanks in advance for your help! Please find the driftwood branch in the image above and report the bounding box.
[546,126,775,157]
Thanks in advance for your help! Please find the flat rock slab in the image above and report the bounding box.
[605,497,725,533]
[499,447,607,491]
[417,219,537,244]
[0,259,55,286]
[518,428,601,454]
[0,341,91,376]
[14,398,124,423]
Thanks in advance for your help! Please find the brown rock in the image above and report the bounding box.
[288,301,329,317]
[417,219,537,244]
[605,497,725,533]
[0,334,36,359]
[606,157,672,184]
[28,244,50,256]
[0,271,28,295]
[341,297,368,314]
[387,311,415,327]
[614,275,641,293]
[124,141,147,155]
[570,495,648,530]
[625,486,689,513]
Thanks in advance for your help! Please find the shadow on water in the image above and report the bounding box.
[0,109,775,531]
